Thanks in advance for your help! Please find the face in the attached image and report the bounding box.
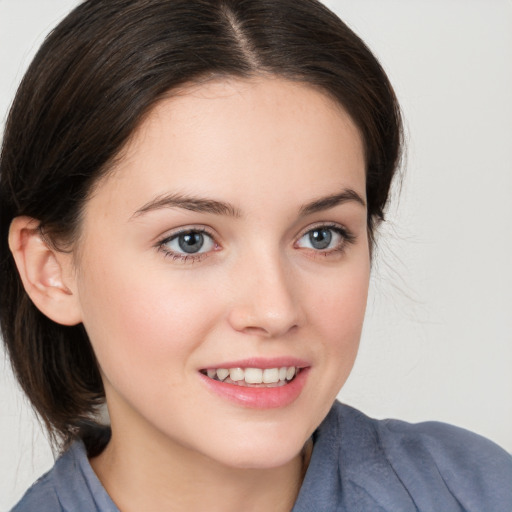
[72,77,369,469]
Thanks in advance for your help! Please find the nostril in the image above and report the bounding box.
[241,325,271,336]
[226,277,301,337]
[237,323,299,338]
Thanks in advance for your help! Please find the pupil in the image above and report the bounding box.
[309,229,331,250]
[178,232,204,253]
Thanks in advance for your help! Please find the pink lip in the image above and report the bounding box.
[198,361,310,409]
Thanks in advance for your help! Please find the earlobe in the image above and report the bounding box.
[8,216,83,326]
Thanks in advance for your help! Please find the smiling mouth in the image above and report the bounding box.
[200,366,301,388]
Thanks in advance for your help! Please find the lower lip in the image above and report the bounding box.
[199,368,310,409]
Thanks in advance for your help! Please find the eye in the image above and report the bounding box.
[158,229,217,260]
[295,224,353,253]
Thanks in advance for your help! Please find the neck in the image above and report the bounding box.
[90,426,309,512]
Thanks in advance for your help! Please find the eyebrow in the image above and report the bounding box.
[131,193,242,219]
[131,188,365,220]
[299,189,366,216]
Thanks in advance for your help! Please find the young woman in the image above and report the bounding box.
[1,1,511,510]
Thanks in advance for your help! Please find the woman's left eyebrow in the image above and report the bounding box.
[299,189,366,216]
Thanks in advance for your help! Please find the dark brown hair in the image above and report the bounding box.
[0,0,403,453]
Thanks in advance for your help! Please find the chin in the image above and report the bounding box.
[201,425,312,470]
[218,447,304,470]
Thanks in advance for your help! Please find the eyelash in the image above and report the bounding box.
[156,227,218,263]
[294,223,356,257]
[155,223,356,264]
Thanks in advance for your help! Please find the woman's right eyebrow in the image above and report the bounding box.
[130,193,242,220]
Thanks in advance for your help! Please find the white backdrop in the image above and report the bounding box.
[1,0,511,508]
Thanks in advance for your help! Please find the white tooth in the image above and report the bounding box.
[279,367,287,381]
[216,368,229,381]
[229,368,244,381]
[263,368,279,384]
[207,369,216,379]
[244,368,263,384]
[286,367,296,381]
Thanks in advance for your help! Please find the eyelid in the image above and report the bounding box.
[295,221,354,242]
[294,222,356,253]
[155,225,221,262]
[154,221,356,264]
[155,224,219,243]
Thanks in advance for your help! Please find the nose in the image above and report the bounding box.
[227,251,302,338]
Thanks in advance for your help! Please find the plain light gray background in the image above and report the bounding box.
[1,0,511,508]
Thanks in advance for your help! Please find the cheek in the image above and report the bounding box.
[76,249,219,383]
[309,255,370,367]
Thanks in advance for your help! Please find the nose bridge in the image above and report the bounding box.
[227,243,300,337]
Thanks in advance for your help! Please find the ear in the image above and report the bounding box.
[8,216,82,326]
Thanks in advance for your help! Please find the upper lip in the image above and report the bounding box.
[200,357,310,370]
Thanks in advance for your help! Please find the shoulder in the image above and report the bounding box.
[377,415,512,505]
[11,462,62,512]
[333,402,512,510]
[376,411,512,466]
[11,440,118,512]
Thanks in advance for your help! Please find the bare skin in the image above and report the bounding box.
[23,77,368,510]
[91,423,307,512]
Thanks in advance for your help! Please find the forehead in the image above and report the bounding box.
[87,77,366,218]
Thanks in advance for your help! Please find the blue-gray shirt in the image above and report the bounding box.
[12,401,512,511]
